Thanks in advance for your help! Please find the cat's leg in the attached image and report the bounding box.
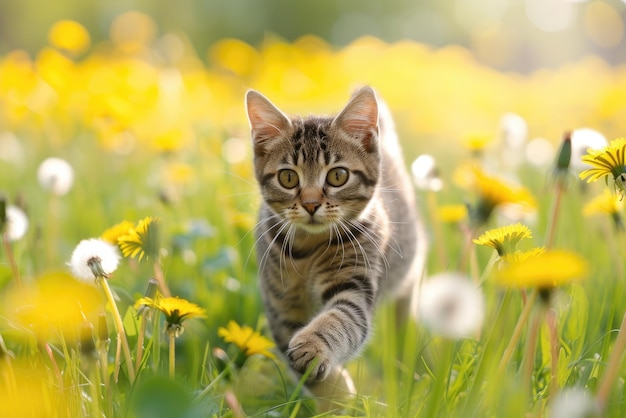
[286,287,373,381]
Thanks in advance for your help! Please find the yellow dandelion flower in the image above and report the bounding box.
[579,138,626,195]
[101,220,134,245]
[463,133,491,153]
[500,247,546,266]
[583,189,624,230]
[455,164,536,225]
[48,20,91,56]
[118,217,159,262]
[437,204,468,223]
[218,320,276,360]
[583,189,624,217]
[495,250,588,289]
[473,223,533,256]
[135,296,206,337]
[3,272,103,342]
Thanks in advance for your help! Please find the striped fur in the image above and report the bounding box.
[246,87,426,398]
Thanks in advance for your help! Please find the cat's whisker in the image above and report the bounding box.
[338,220,372,276]
[346,218,390,271]
[243,213,283,273]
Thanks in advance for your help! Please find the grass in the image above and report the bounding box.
[2,129,625,418]
[2,20,626,417]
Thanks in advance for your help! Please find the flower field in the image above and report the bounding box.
[2,11,626,418]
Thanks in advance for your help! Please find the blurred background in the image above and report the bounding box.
[2,0,625,72]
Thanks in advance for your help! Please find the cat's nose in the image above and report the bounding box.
[303,201,321,215]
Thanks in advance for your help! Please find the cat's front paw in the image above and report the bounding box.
[287,329,334,381]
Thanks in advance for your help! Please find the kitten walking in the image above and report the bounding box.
[245,86,426,410]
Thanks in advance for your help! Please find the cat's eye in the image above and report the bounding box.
[326,167,349,187]
[278,169,299,189]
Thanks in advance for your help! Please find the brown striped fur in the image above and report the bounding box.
[246,87,426,408]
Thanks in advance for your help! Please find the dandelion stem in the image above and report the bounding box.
[169,330,176,379]
[153,259,171,297]
[596,311,626,411]
[499,288,539,371]
[100,279,136,384]
[544,182,563,249]
[522,305,544,392]
[98,340,112,417]
[135,311,148,373]
[547,308,559,398]
[426,191,447,269]
[2,233,23,296]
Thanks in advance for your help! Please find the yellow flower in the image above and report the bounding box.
[135,296,206,337]
[101,220,134,245]
[455,164,536,225]
[218,320,276,360]
[473,223,533,256]
[579,138,626,195]
[437,204,468,223]
[3,272,103,342]
[500,247,546,266]
[463,132,491,153]
[118,217,159,262]
[48,20,91,56]
[495,250,588,289]
[583,188,624,217]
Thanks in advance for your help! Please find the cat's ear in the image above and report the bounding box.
[332,86,379,153]
[245,90,291,152]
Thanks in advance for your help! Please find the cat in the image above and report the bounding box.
[245,86,426,409]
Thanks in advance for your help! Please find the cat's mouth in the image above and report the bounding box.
[295,216,330,234]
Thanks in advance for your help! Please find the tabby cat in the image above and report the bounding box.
[245,86,426,408]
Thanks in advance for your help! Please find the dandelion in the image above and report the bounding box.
[579,138,626,196]
[473,223,533,256]
[3,272,102,342]
[583,188,624,229]
[500,247,546,266]
[417,273,485,340]
[68,238,120,283]
[411,154,443,192]
[455,164,536,226]
[118,216,171,296]
[135,296,206,378]
[550,388,599,418]
[48,20,91,56]
[500,113,528,149]
[545,133,573,249]
[437,204,468,224]
[218,320,276,361]
[2,204,28,242]
[463,133,491,157]
[118,217,160,262]
[570,128,608,174]
[495,249,588,290]
[136,296,206,337]
[37,157,74,196]
[101,220,134,245]
[68,238,134,382]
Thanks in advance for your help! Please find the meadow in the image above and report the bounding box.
[1,12,626,418]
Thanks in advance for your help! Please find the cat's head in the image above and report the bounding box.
[245,87,381,234]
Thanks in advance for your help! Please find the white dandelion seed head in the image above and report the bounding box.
[37,157,75,196]
[550,388,599,418]
[411,154,443,192]
[69,238,120,283]
[570,128,608,173]
[418,272,485,340]
[3,205,29,242]
[500,113,528,149]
